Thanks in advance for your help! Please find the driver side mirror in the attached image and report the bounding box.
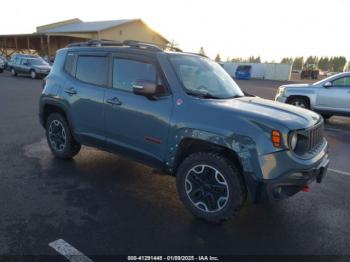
[132,80,163,99]
[324,81,332,88]
[23,62,29,66]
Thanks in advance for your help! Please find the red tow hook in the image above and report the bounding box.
[302,185,310,192]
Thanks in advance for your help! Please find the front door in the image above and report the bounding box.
[316,76,350,113]
[104,55,173,165]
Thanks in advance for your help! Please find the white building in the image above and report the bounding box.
[222,62,292,81]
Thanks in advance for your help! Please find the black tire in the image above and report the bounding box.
[46,113,81,159]
[176,152,246,223]
[321,114,332,120]
[287,97,310,109]
[30,70,37,79]
[11,68,17,76]
[0,68,3,73]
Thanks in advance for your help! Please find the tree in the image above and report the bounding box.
[166,39,180,51]
[318,57,330,71]
[280,57,293,64]
[304,56,319,66]
[292,57,304,70]
[330,56,347,72]
[248,56,261,63]
[215,53,221,62]
[198,47,206,56]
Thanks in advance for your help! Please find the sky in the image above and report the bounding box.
[1,0,349,61]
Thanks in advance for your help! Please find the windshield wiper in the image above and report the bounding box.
[186,91,222,99]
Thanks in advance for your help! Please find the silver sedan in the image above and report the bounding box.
[275,72,350,119]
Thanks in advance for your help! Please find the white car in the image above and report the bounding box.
[275,72,350,119]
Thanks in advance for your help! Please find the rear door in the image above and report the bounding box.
[316,76,350,113]
[104,54,173,165]
[61,52,108,145]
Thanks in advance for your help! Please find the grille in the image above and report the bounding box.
[307,121,324,152]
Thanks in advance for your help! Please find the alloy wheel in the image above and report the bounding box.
[185,164,229,213]
[48,120,66,152]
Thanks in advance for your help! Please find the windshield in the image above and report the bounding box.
[169,54,244,99]
[29,58,49,66]
[237,65,251,71]
[312,73,341,86]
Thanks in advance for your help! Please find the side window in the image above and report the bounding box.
[333,76,350,87]
[64,53,75,76]
[21,59,28,65]
[76,56,108,86]
[112,58,157,91]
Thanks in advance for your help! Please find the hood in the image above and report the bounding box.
[282,83,310,88]
[215,96,320,130]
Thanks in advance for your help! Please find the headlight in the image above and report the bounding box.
[289,132,298,151]
[278,86,285,96]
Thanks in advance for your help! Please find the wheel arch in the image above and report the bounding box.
[41,99,74,132]
[174,138,244,175]
[286,95,312,108]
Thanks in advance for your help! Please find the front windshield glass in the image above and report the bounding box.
[29,58,49,66]
[169,54,244,99]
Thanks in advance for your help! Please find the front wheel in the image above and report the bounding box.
[46,113,81,159]
[176,152,246,223]
[30,70,37,79]
[288,97,309,109]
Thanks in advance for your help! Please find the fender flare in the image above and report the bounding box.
[166,128,261,177]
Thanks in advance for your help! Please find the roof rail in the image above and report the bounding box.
[122,40,163,52]
[67,40,124,47]
[67,39,164,52]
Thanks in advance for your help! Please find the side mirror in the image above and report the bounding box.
[324,81,332,88]
[132,80,162,99]
[23,62,29,66]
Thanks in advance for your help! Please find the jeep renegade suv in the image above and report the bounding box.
[39,40,329,222]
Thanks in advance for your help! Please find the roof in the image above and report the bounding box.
[38,19,139,33]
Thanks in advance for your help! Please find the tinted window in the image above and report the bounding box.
[333,76,350,86]
[64,53,75,76]
[76,56,108,86]
[113,59,157,91]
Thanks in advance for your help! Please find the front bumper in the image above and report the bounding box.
[275,94,287,103]
[245,139,329,202]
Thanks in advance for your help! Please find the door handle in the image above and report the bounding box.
[64,87,77,95]
[106,97,122,106]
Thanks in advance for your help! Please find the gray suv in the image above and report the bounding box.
[39,40,329,222]
[8,54,51,79]
[275,72,350,119]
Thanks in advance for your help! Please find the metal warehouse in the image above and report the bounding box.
[223,62,292,81]
[0,18,169,59]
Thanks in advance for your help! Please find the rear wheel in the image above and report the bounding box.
[46,113,81,159]
[11,68,17,76]
[288,97,309,109]
[176,152,246,223]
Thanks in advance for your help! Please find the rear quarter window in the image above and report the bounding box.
[75,56,108,86]
[64,53,75,76]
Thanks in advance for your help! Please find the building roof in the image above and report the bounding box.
[38,19,139,33]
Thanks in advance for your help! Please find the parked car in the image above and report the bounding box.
[0,59,4,73]
[0,56,8,71]
[275,72,350,119]
[39,40,329,222]
[235,65,252,79]
[8,54,51,79]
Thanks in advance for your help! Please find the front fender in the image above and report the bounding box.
[166,128,262,178]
